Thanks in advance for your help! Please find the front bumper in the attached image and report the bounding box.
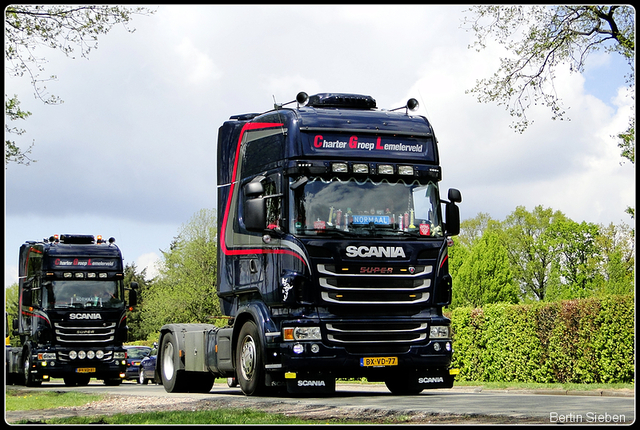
[268,338,453,378]
[28,350,127,382]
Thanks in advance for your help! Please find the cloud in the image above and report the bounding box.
[173,37,222,86]
[136,252,161,280]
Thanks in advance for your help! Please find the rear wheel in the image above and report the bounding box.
[139,369,148,384]
[236,321,266,396]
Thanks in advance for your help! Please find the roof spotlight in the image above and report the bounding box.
[407,98,419,111]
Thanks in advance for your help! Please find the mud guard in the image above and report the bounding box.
[284,371,336,394]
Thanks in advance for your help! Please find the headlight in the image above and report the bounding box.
[430,325,450,339]
[283,326,321,341]
[113,351,126,359]
[69,350,78,360]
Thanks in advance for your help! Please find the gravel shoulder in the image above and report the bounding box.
[5,393,545,424]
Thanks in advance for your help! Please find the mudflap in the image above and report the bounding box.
[284,371,336,395]
[413,370,456,390]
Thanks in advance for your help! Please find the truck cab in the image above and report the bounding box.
[157,93,461,395]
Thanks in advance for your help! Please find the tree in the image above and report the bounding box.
[5,283,20,347]
[123,262,155,341]
[594,222,635,296]
[452,221,519,308]
[4,5,155,166]
[464,5,635,134]
[502,206,566,301]
[140,209,220,335]
[547,219,601,300]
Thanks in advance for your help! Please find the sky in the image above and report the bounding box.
[4,5,635,287]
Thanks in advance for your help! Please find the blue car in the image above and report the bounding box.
[124,345,152,381]
[139,346,158,384]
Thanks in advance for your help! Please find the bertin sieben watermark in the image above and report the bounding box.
[549,411,627,424]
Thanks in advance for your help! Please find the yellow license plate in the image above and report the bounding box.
[360,357,398,367]
[76,368,96,373]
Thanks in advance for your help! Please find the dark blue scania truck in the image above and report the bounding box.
[156,92,462,395]
[6,234,137,386]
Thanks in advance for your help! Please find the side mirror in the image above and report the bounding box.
[243,180,267,231]
[445,202,460,236]
[448,188,462,203]
[244,197,266,231]
[129,289,138,307]
[445,188,461,236]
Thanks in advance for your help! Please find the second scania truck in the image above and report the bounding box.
[156,92,462,395]
[6,234,137,386]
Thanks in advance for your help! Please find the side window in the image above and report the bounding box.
[242,129,285,177]
[264,174,282,229]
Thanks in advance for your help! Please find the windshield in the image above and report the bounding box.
[290,177,443,237]
[43,280,125,310]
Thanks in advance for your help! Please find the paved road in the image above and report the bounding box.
[8,380,635,424]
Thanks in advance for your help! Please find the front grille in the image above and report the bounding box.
[54,322,116,344]
[326,321,428,344]
[317,264,433,305]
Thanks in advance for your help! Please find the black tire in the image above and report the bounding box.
[64,375,91,386]
[235,320,266,396]
[22,346,41,387]
[160,331,187,393]
[139,369,148,384]
[184,371,215,393]
[384,378,423,395]
[104,377,122,386]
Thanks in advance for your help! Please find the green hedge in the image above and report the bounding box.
[449,295,634,383]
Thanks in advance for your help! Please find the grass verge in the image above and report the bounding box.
[5,389,105,411]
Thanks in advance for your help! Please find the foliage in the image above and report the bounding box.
[139,208,220,335]
[464,5,635,133]
[451,222,519,307]
[5,96,34,166]
[5,283,20,347]
[4,5,155,166]
[449,206,634,307]
[450,295,634,384]
[123,262,154,341]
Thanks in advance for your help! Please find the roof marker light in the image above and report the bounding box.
[398,165,414,175]
[353,163,369,174]
[378,165,394,175]
[332,162,348,173]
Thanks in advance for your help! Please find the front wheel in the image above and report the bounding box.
[22,347,41,387]
[160,331,187,393]
[384,378,424,395]
[236,321,266,396]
